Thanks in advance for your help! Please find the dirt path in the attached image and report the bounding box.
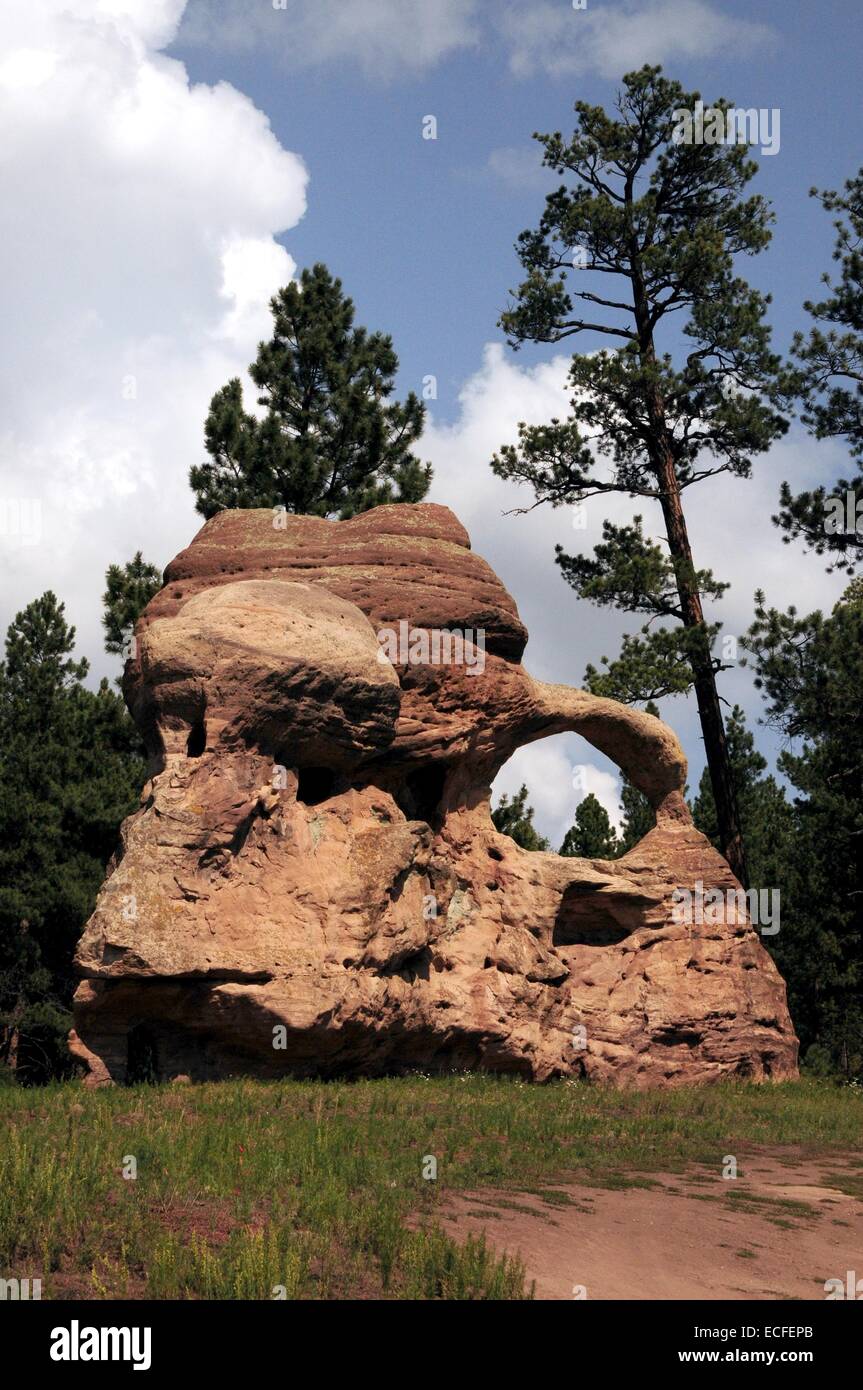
[436,1152,863,1300]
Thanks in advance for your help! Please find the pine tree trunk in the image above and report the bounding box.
[652,438,749,886]
[629,257,749,883]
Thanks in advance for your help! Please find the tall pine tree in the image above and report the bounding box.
[490,67,789,885]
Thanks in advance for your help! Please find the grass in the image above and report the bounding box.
[0,1074,860,1300]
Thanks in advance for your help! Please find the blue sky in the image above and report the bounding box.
[171,0,863,424]
[1,0,861,845]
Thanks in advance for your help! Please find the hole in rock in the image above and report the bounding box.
[492,734,603,853]
[553,882,636,947]
[398,764,447,826]
[653,1026,703,1048]
[126,1023,160,1084]
[296,766,336,806]
[491,732,642,857]
[383,946,432,983]
[186,719,206,758]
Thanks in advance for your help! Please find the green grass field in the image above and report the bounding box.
[1,1076,861,1300]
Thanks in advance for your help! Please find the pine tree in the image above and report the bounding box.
[741,583,863,1077]
[102,552,162,656]
[560,792,619,858]
[491,784,550,851]
[617,777,656,854]
[190,264,431,519]
[490,66,790,885]
[777,171,863,573]
[0,594,145,1082]
[691,704,793,889]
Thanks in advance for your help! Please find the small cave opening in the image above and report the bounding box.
[398,764,448,827]
[653,1026,703,1048]
[296,766,337,806]
[553,882,636,947]
[126,1023,160,1084]
[186,718,207,758]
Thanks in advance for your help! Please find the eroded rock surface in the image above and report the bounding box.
[71,504,798,1087]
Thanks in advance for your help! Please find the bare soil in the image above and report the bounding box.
[434,1150,863,1300]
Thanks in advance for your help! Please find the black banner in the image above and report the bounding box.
[6,1298,858,1376]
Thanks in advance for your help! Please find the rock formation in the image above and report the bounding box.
[71,503,798,1087]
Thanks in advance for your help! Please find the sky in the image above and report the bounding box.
[0,0,860,848]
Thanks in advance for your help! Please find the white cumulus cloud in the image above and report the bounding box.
[177,0,482,79]
[0,0,308,681]
[176,0,775,84]
[497,0,775,80]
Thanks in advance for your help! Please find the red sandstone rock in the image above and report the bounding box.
[70,503,798,1088]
